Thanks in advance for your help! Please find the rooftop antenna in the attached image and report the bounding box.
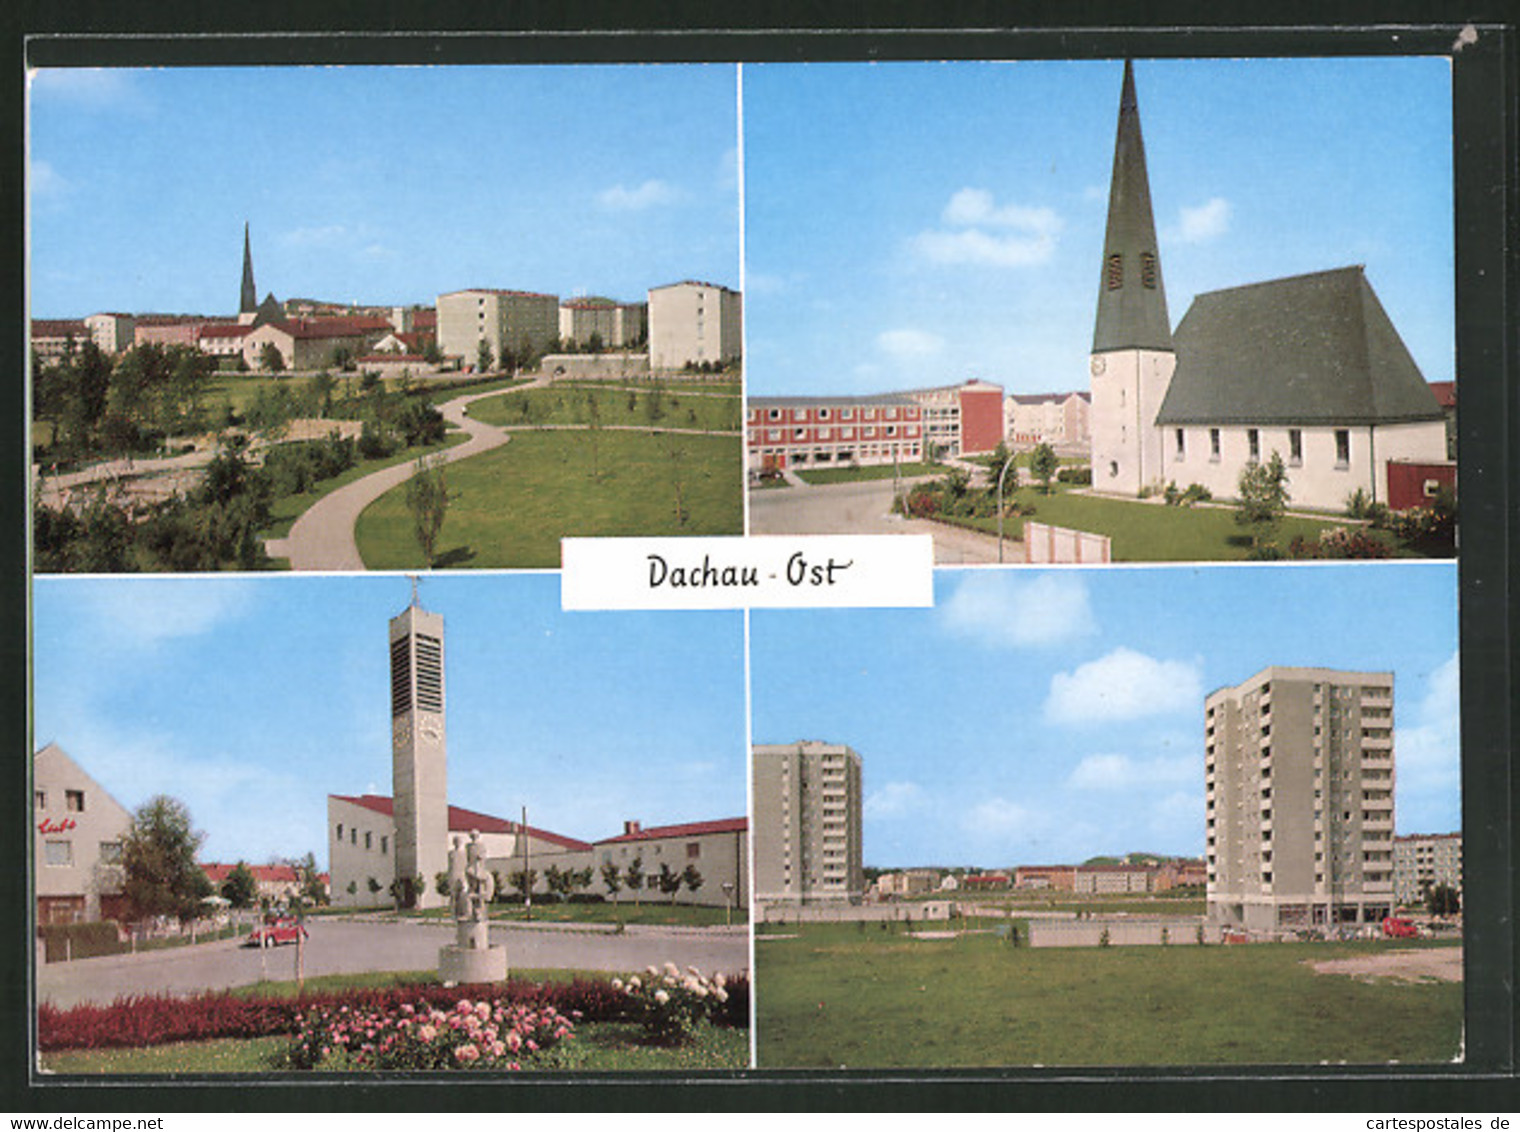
[408,573,420,608]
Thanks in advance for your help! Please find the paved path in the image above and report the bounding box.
[36,918,749,1009]
[748,477,1017,565]
[266,381,544,570]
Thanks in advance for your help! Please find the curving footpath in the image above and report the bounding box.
[266,379,544,571]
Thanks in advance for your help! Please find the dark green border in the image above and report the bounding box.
[5,3,1515,1113]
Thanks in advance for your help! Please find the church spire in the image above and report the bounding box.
[240,222,258,315]
[1092,60,1172,353]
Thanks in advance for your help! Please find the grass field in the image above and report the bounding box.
[469,384,741,433]
[755,925,1462,1068]
[954,485,1400,562]
[354,429,743,568]
[791,462,945,486]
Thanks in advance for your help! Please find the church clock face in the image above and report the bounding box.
[393,716,412,745]
[420,723,441,744]
[1090,356,1106,376]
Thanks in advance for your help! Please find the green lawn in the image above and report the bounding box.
[791,462,945,486]
[755,926,1462,1068]
[957,485,1401,562]
[354,429,743,569]
[469,384,741,433]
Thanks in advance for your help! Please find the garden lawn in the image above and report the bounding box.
[793,462,944,486]
[38,1022,747,1074]
[755,926,1462,1068]
[354,430,743,569]
[468,385,741,433]
[965,486,1400,562]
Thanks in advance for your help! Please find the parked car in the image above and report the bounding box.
[245,914,308,947]
[1382,916,1419,939]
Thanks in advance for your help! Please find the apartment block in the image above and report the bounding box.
[752,741,864,906]
[1206,667,1396,933]
[436,288,560,370]
[747,395,924,473]
[1393,832,1462,905]
[647,280,742,370]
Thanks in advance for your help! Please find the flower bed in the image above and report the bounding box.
[39,971,749,1053]
[286,997,577,1071]
[613,964,735,1045]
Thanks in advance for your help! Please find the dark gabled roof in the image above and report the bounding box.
[329,793,592,851]
[1156,266,1443,427]
[1092,61,1172,354]
[596,817,747,846]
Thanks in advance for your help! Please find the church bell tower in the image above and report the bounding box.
[390,585,448,909]
[1089,61,1175,497]
[239,222,259,322]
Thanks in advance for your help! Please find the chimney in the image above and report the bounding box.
[623,820,641,836]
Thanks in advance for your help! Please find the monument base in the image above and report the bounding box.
[438,944,508,986]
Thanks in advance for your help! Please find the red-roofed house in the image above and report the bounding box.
[594,817,748,910]
[201,862,304,904]
[243,317,394,372]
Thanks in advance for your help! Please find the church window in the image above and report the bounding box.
[1174,428,1185,461]
[1247,429,1261,463]
[1335,430,1351,468]
[1209,428,1221,462]
[1141,252,1158,289]
[1289,429,1303,467]
[1106,254,1123,290]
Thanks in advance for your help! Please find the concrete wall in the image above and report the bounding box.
[1024,522,1111,564]
[541,353,651,380]
[1028,917,1206,948]
[759,901,956,924]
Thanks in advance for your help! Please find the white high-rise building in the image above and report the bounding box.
[752,741,863,907]
[1206,667,1397,933]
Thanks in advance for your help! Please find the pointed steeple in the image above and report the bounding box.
[1092,61,1172,353]
[239,222,258,315]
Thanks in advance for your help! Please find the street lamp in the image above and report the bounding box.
[995,452,1018,564]
[721,881,735,928]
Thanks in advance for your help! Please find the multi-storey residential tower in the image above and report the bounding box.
[752,741,863,906]
[1393,832,1462,906]
[647,280,742,370]
[1205,667,1396,933]
[389,595,448,909]
[436,288,560,370]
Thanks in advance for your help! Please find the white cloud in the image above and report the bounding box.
[597,179,681,211]
[29,159,67,198]
[1395,650,1461,795]
[866,781,925,819]
[1045,647,1203,726]
[876,328,943,360]
[913,188,1062,267]
[29,68,146,111]
[280,224,350,248]
[939,572,1097,648]
[1067,752,1195,791]
[1173,197,1231,243]
[964,796,1038,838]
[73,578,255,648]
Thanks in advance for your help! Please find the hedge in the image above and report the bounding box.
[38,972,749,1052]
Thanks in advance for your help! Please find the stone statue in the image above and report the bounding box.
[439,830,507,984]
[465,829,495,923]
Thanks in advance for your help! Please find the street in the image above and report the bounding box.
[748,477,1018,565]
[36,917,749,1009]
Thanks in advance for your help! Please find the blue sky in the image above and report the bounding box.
[32,574,748,867]
[743,57,1454,397]
[28,65,740,318]
[750,564,1460,869]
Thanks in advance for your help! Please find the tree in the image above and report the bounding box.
[434,871,452,898]
[1236,450,1291,555]
[508,868,538,902]
[405,455,450,567]
[657,862,682,905]
[220,862,259,909]
[623,857,646,907]
[1029,442,1059,495]
[121,795,213,923]
[585,389,603,481]
[259,342,286,373]
[293,851,327,906]
[600,860,624,900]
[1427,883,1461,917]
[476,339,494,374]
[681,864,704,901]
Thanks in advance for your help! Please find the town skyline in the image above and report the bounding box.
[743,56,1453,398]
[31,574,749,866]
[28,64,741,319]
[749,564,1460,870]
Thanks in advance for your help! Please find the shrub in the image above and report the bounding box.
[38,922,125,964]
[1181,483,1212,505]
[285,996,578,1072]
[904,488,939,519]
[1055,465,1092,485]
[1290,527,1393,559]
[612,964,735,1046]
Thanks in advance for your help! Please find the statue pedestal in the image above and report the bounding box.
[438,919,506,985]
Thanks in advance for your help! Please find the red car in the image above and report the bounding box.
[245,915,308,947]
[1382,916,1419,939]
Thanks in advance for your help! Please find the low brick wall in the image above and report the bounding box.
[759,900,956,925]
[1027,916,1206,948]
